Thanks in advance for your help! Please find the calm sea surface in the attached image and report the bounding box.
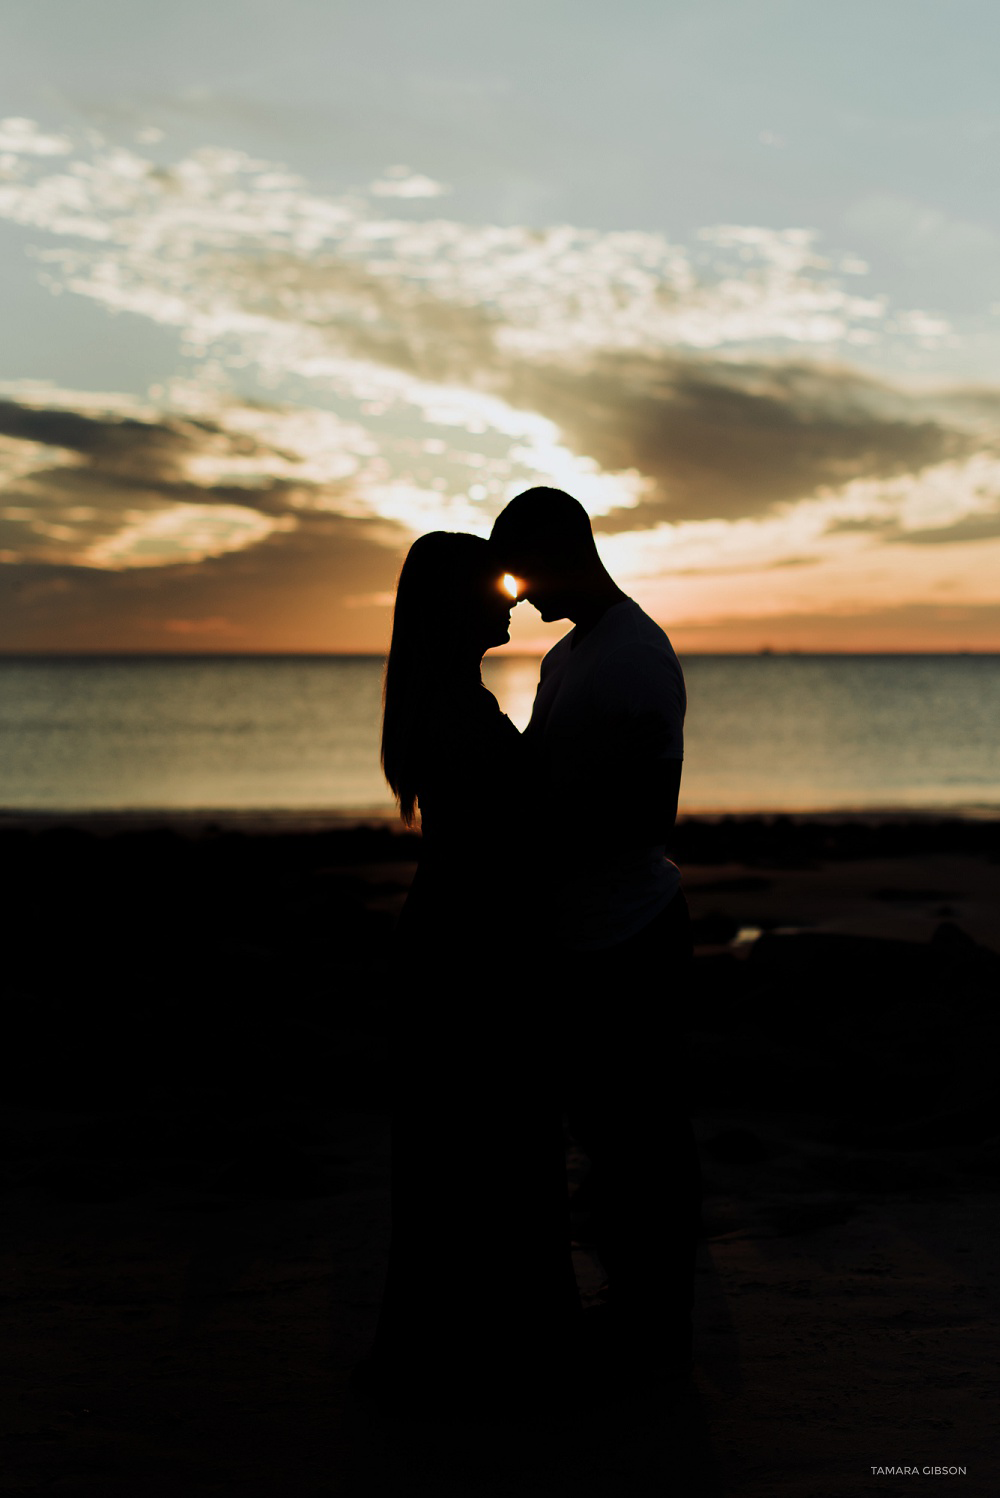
[1,654,998,817]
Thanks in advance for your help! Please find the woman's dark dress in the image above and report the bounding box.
[373,686,578,1403]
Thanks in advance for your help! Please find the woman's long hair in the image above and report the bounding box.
[381,532,499,826]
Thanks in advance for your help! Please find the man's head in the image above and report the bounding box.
[489,486,602,621]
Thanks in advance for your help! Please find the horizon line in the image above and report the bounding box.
[1,649,998,661]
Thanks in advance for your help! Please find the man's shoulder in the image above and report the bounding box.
[620,599,675,646]
[537,604,682,689]
[588,605,685,721]
[599,601,682,669]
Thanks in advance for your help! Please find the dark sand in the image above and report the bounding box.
[1,815,998,1496]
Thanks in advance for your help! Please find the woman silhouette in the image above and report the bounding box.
[371,531,578,1410]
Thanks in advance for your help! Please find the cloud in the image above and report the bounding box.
[0,510,409,652]
[0,130,976,545]
[0,383,412,649]
[810,449,1000,550]
[2,126,1000,650]
[0,118,72,156]
[511,354,974,527]
[83,503,294,569]
[824,515,893,535]
[885,510,1000,546]
[0,131,937,383]
[825,498,1000,549]
[0,395,213,475]
[0,390,381,568]
[369,169,451,198]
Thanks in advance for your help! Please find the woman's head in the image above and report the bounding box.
[381,531,512,824]
[391,531,513,658]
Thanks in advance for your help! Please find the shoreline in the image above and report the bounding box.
[2,804,999,833]
[1,809,997,880]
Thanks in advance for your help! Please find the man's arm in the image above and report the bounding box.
[578,747,682,854]
[553,702,682,857]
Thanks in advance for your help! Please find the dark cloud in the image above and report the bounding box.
[886,511,1000,546]
[0,397,358,515]
[0,393,406,648]
[7,273,976,553]
[2,350,997,652]
[0,512,407,652]
[0,399,222,476]
[0,395,364,566]
[923,386,1000,429]
[177,257,980,529]
[283,275,983,529]
[824,516,895,535]
[2,460,334,520]
[824,506,1000,547]
[506,354,975,528]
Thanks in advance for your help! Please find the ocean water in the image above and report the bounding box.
[0,654,998,817]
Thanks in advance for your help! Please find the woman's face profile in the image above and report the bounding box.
[476,569,514,649]
[400,534,513,654]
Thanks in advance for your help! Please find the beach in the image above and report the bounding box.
[2,813,998,1495]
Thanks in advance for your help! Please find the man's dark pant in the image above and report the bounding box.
[561,889,701,1366]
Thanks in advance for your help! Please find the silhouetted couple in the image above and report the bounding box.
[371,486,700,1414]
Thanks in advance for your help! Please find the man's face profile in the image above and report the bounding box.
[498,548,570,623]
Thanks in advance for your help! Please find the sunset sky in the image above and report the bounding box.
[2,0,999,653]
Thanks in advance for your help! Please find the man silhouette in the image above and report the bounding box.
[491,485,700,1382]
